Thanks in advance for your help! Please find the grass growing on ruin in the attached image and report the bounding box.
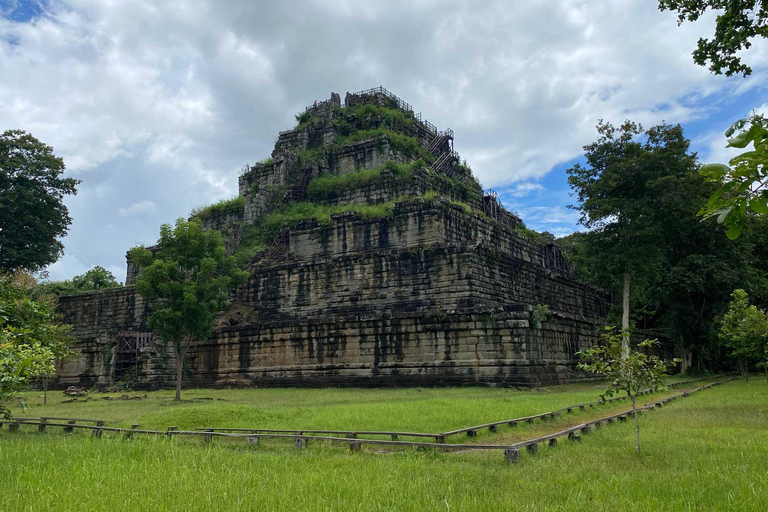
[306,160,425,201]
[2,379,765,511]
[190,195,244,219]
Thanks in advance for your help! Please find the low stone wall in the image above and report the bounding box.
[57,306,600,389]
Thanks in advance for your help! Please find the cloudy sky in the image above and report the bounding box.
[1,0,766,282]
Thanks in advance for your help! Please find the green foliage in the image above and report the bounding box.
[531,304,551,328]
[294,111,312,128]
[190,195,244,220]
[0,273,73,418]
[578,327,676,453]
[34,266,122,297]
[567,121,702,339]
[343,104,414,130]
[658,0,766,77]
[456,159,472,175]
[698,114,768,239]
[719,289,767,379]
[306,159,424,201]
[128,218,248,400]
[516,223,542,242]
[2,381,767,510]
[258,157,274,165]
[336,129,434,164]
[234,200,400,266]
[0,130,81,273]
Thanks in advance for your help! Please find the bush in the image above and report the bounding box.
[306,159,426,202]
[191,196,244,220]
[233,199,406,265]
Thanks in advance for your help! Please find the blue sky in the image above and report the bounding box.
[1,0,766,281]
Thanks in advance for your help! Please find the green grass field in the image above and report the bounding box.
[1,378,766,511]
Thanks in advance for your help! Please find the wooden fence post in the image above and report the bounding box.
[504,448,520,464]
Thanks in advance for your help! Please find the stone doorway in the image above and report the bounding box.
[113,332,153,382]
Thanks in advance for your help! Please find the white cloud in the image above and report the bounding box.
[506,182,544,198]
[119,200,158,217]
[0,0,766,279]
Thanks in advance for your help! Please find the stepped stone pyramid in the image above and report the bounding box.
[57,87,608,388]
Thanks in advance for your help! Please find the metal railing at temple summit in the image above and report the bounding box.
[302,86,441,136]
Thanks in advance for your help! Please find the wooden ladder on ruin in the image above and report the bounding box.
[431,149,459,175]
[263,168,313,261]
[483,190,502,222]
[283,167,313,203]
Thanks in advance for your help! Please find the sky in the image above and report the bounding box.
[1,0,766,283]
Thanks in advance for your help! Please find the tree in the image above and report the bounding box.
[0,130,80,273]
[128,218,248,400]
[578,328,675,453]
[568,121,697,354]
[35,266,122,297]
[719,289,767,381]
[0,272,73,417]
[658,0,768,77]
[699,114,768,239]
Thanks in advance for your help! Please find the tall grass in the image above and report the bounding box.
[306,160,425,201]
[190,196,244,220]
[1,380,765,511]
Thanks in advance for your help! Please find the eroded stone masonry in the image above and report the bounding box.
[56,87,617,389]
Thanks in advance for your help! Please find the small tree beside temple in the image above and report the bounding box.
[129,218,248,401]
[578,328,675,454]
[719,289,767,382]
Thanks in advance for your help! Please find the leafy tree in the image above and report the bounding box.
[658,0,767,77]
[0,130,80,273]
[719,289,767,381]
[0,272,73,417]
[699,114,768,239]
[35,266,122,297]
[128,218,248,400]
[578,328,675,453]
[567,121,697,354]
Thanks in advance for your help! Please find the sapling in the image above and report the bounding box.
[578,328,675,453]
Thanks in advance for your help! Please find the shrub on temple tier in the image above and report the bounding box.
[191,196,244,220]
[306,159,426,201]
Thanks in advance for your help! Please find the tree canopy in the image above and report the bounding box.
[567,121,698,350]
[578,328,674,453]
[0,130,80,273]
[563,121,767,372]
[719,289,767,380]
[129,218,248,400]
[0,273,73,418]
[658,0,768,77]
[699,114,768,239]
[35,266,122,297]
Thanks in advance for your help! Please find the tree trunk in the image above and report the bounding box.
[764,364,767,382]
[742,360,749,383]
[679,347,692,375]
[631,395,640,454]
[43,376,48,405]
[622,272,630,358]
[174,342,183,401]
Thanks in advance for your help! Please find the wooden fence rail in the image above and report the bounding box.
[0,376,740,464]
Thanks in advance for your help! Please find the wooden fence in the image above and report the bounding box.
[0,376,740,463]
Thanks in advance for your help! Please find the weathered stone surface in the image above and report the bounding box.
[53,88,667,390]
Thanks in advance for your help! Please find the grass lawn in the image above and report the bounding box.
[1,378,766,511]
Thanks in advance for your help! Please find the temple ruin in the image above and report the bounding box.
[56,87,611,389]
